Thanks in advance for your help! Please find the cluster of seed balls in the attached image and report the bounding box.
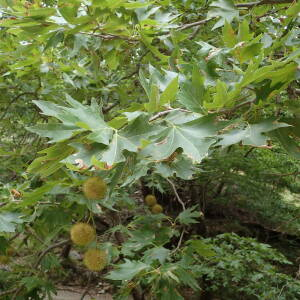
[70,176,108,271]
[70,177,163,271]
[144,194,163,214]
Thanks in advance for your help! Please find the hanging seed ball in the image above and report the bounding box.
[151,204,163,214]
[83,176,107,200]
[144,194,157,207]
[70,223,96,246]
[83,248,107,271]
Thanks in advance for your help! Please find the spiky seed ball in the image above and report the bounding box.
[70,223,96,246]
[145,194,157,207]
[151,204,163,214]
[83,176,107,200]
[83,248,107,271]
[0,255,10,264]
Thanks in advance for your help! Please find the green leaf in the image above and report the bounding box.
[205,80,231,109]
[143,246,170,264]
[222,21,237,47]
[141,34,169,61]
[33,97,114,145]
[218,120,290,147]
[142,114,222,163]
[63,142,106,167]
[178,69,207,113]
[44,31,64,51]
[269,128,300,159]
[101,115,163,165]
[58,0,81,23]
[105,50,119,70]
[238,36,262,63]
[0,237,9,255]
[106,259,149,281]
[174,268,200,291]
[0,212,23,233]
[189,240,216,257]
[122,115,163,146]
[160,76,179,105]
[208,0,239,30]
[155,156,195,180]
[237,19,253,42]
[20,276,47,292]
[144,83,160,113]
[27,142,74,177]
[160,284,184,300]
[101,132,137,165]
[122,2,151,9]
[22,181,59,206]
[32,100,79,125]
[177,206,201,225]
[27,123,79,143]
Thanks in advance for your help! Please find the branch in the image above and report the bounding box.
[80,274,92,300]
[0,92,37,121]
[0,288,18,298]
[149,108,190,122]
[166,178,186,210]
[10,240,69,300]
[102,102,119,114]
[177,18,214,31]
[171,229,185,254]
[34,240,69,268]
[262,171,300,177]
[244,147,255,158]
[236,0,294,8]
[173,0,294,33]
[219,98,257,115]
[117,50,149,82]
[79,32,138,42]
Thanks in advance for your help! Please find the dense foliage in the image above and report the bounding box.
[0,0,299,299]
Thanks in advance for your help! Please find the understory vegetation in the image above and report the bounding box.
[0,0,299,299]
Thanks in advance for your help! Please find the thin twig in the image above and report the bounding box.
[236,0,294,8]
[117,50,149,82]
[79,31,138,42]
[0,92,37,121]
[34,240,69,268]
[9,232,20,242]
[244,147,255,158]
[26,226,45,244]
[149,108,191,122]
[177,18,214,31]
[11,239,70,300]
[262,171,299,177]
[102,102,119,114]
[219,98,256,115]
[166,178,186,210]
[0,288,18,297]
[171,229,185,254]
[80,274,92,300]
[189,25,202,40]
[275,214,300,232]
[256,6,288,20]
